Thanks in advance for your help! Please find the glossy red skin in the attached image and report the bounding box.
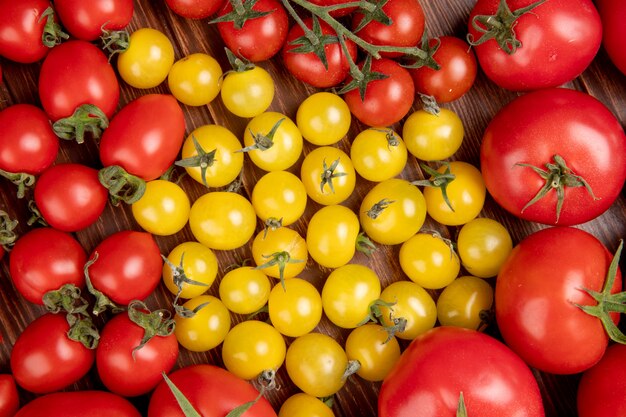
[596,0,626,76]
[9,228,86,305]
[0,104,59,175]
[99,94,185,181]
[282,18,357,88]
[496,227,622,374]
[11,313,95,394]
[480,88,626,226]
[379,326,544,417]
[467,0,601,91]
[410,36,477,103]
[0,375,18,417]
[344,58,414,127]
[166,0,225,19]
[88,231,162,305]
[352,0,425,58]
[307,0,356,17]
[96,313,179,397]
[216,0,288,62]
[34,164,108,232]
[0,0,51,63]
[577,343,626,417]
[54,0,133,41]
[148,364,278,417]
[39,40,120,121]
[14,391,141,417]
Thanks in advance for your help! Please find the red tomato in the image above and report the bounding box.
[409,36,477,103]
[0,104,59,175]
[596,0,626,76]
[467,0,601,91]
[0,375,18,417]
[0,0,55,63]
[11,313,95,394]
[343,58,414,127]
[577,343,626,417]
[351,0,425,58]
[480,88,626,226]
[34,163,108,232]
[282,18,357,88]
[166,0,225,19]
[496,227,622,374]
[216,0,288,62]
[148,364,277,417]
[99,94,186,181]
[38,40,120,121]
[87,231,162,306]
[96,310,179,397]
[379,326,544,417]
[14,391,141,417]
[54,0,133,41]
[9,228,86,305]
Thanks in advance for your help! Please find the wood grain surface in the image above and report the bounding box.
[0,1,625,416]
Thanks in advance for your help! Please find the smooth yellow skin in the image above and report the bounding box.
[437,275,494,330]
[221,66,275,118]
[379,280,437,340]
[296,92,351,146]
[162,241,218,299]
[402,108,464,161]
[350,128,407,182]
[251,171,308,227]
[306,204,360,268]
[174,295,231,352]
[168,53,223,106]
[399,233,461,289]
[345,323,401,382]
[268,278,322,337]
[118,28,174,89]
[279,393,335,417]
[131,180,190,236]
[219,267,271,315]
[457,217,513,278]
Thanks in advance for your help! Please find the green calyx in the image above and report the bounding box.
[0,210,18,252]
[238,118,285,154]
[359,299,407,342]
[412,161,456,211]
[39,7,69,48]
[175,134,217,188]
[84,252,125,316]
[457,392,468,417]
[287,15,338,70]
[402,30,441,71]
[255,251,305,291]
[98,165,147,206]
[209,0,272,30]
[365,198,395,220]
[352,0,392,33]
[320,157,348,194]
[467,0,547,55]
[337,54,389,101]
[356,232,376,257]
[52,104,109,144]
[127,300,176,357]
[0,169,35,199]
[516,154,598,224]
[101,26,130,59]
[162,253,211,318]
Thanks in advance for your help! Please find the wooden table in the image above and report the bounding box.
[0,1,624,416]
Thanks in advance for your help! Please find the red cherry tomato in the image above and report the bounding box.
[0,104,59,175]
[0,375,19,417]
[54,0,134,41]
[14,391,141,417]
[0,0,54,63]
[11,313,95,394]
[306,0,356,17]
[166,0,226,19]
[99,94,186,181]
[34,163,108,232]
[596,0,626,76]
[9,228,86,305]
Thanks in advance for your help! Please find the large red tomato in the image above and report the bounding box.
[14,391,141,417]
[379,326,545,417]
[496,227,622,374]
[9,228,86,305]
[34,163,108,232]
[577,343,626,417]
[0,375,18,417]
[282,18,357,88]
[99,94,185,182]
[343,58,414,127]
[148,364,277,417]
[467,0,602,91]
[96,308,179,397]
[11,313,96,394]
[596,0,626,76]
[54,0,133,41]
[38,40,120,122]
[480,88,626,226]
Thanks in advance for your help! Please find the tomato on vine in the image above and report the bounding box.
[166,0,226,19]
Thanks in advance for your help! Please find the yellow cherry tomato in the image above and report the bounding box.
[131,179,190,236]
[379,280,437,340]
[241,112,303,172]
[174,295,231,352]
[189,191,256,250]
[399,233,460,289]
[456,217,513,278]
[296,92,351,146]
[162,241,218,299]
[437,275,494,330]
[177,124,244,188]
[251,227,308,285]
[402,108,464,161]
[345,323,401,382]
[350,128,408,182]
[251,171,308,228]
[359,178,427,246]
[300,146,356,205]
[279,393,334,417]
[221,66,275,118]
[117,28,175,89]
[221,320,286,380]
[306,205,361,269]
[268,277,322,337]
[219,266,271,315]
[167,53,222,106]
